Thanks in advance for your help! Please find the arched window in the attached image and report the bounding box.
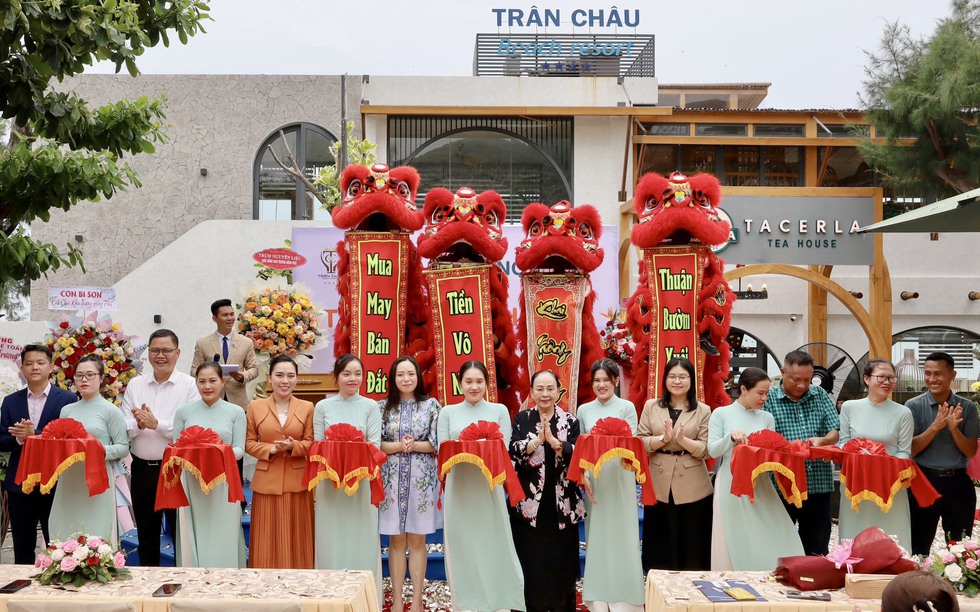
[405,128,571,223]
[857,326,980,404]
[254,123,337,220]
[726,327,780,401]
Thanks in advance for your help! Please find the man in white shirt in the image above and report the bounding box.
[120,329,199,566]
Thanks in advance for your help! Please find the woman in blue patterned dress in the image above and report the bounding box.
[378,356,441,612]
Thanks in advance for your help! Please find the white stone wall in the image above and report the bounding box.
[30,74,360,319]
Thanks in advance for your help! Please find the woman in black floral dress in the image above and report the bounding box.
[509,370,584,612]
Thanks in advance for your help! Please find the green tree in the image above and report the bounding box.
[0,0,210,285]
[858,0,980,196]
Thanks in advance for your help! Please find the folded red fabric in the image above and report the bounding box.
[590,417,633,437]
[775,556,846,590]
[323,423,365,442]
[842,438,888,456]
[850,526,903,574]
[459,420,503,441]
[41,417,87,440]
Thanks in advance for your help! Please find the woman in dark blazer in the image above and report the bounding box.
[509,370,584,612]
[638,357,713,571]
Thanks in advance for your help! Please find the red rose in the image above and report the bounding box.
[59,321,69,329]
[84,330,94,339]
[87,556,100,566]
[86,343,96,352]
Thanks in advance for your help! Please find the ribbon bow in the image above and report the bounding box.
[323,423,366,442]
[590,417,633,437]
[459,420,503,441]
[175,425,221,446]
[41,418,87,440]
[825,538,863,573]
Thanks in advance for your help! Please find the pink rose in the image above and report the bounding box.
[86,537,102,549]
[965,541,980,551]
[942,554,956,564]
[113,552,126,569]
[923,557,934,568]
[61,540,78,553]
[59,557,77,572]
[967,559,978,570]
[35,554,52,569]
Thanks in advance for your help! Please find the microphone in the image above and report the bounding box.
[213,353,221,364]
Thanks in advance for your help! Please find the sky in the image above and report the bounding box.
[93,0,953,109]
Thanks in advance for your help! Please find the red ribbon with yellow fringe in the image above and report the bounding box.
[438,423,525,508]
[15,418,108,496]
[567,429,657,506]
[305,440,388,506]
[522,273,589,414]
[425,264,498,407]
[730,444,810,507]
[347,231,411,400]
[642,246,708,402]
[155,427,244,510]
[809,443,939,512]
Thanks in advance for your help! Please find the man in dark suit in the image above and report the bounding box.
[0,344,77,564]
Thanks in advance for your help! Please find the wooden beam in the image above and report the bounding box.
[869,188,892,359]
[633,135,870,147]
[725,264,890,360]
[360,105,673,117]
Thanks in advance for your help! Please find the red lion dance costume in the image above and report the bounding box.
[626,171,735,415]
[515,201,605,414]
[416,187,524,415]
[332,163,431,399]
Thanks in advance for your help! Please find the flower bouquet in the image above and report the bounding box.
[41,313,143,405]
[924,539,980,596]
[599,307,634,369]
[237,286,322,358]
[34,533,130,586]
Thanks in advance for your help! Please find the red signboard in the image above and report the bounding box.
[347,233,410,399]
[425,265,498,407]
[253,248,308,270]
[522,273,588,413]
[643,246,708,402]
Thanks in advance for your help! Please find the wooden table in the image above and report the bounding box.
[645,570,875,612]
[0,565,379,612]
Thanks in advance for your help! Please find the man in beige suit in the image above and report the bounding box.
[190,299,259,410]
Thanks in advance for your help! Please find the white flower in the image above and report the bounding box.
[946,564,964,582]
[72,545,90,560]
[51,549,65,562]
[951,544,966,555]
[97,544,111,556]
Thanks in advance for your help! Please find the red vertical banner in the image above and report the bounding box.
[643,246,708,402]
[522,273,588,414]
[347,232,410,399]
[425,265,498,407]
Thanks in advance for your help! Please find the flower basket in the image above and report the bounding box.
[237,286,322,358]
[924,539,980,597]
[34,533,130,586]
[598,307,634,371]
[41,313,143,406]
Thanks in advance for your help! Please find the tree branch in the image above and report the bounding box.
[266,130,334,212]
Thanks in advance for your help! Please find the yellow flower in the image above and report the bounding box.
[56,371,65,381]
[112,323,120,331]
[972,381,980,393]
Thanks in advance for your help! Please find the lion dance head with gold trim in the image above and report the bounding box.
[331,163,431,398]
[626,171,735,415]
[515,201,605,412]
[417,187,524,415]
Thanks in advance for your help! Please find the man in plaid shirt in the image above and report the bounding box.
[763,350,840,555]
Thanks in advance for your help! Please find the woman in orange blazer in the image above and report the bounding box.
[637,357,713,572]
[246,354,315,568]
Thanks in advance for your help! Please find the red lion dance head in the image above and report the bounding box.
[515,201,604,273]
[417,186,524,415]
[625,170,735,414]
[333,163,423,231]
[417,187,508,262]
[516,201,606,411]
[631,171,729,249]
